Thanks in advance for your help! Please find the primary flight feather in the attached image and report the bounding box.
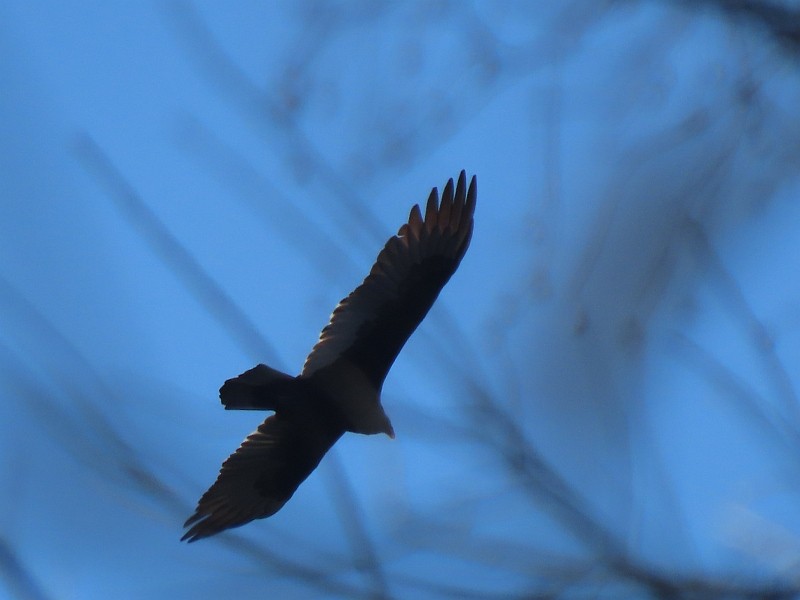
[182,171,477,542]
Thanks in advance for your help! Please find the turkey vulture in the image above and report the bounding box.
[182,171,477,542]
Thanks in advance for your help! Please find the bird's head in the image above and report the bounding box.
[366,404,395,439]
[371,405,395,439]
[378,402,395,439]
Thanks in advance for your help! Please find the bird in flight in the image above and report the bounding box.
[182,171,477,542]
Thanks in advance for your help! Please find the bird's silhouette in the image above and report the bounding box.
[183,171,477,542]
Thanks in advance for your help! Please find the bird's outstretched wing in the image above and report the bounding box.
[182,413,343,542]
[301,171,476,388]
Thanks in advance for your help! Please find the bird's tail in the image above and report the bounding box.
[219,363,295,410]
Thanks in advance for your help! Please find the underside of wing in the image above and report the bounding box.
[182,413,343,542]
[301,171,477,388]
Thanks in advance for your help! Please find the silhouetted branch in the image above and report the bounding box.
[176,115,358,282]
[0,536,50,600]
[74,134,282,366]
[674,0,800,51]
[324,452,391,598]
[683,218,800,428]
[164,0,388,251]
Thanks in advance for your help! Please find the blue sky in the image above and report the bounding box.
[2,2,800,598]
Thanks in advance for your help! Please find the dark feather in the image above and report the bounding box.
[301,170,476,387]
[219,363,295,411]
[182,403,345,542]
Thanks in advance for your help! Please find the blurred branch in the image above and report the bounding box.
[0,277,184,506]
[212,534,375,599]
[324,452,390,598]
[0,536,50,600]
[673,0,800,51]
[465,379,624,558]
[164,0,388,251]
[175,115,358,282]
[667,331,800,461]
[684,218,800,429]
[74,134,282,367]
